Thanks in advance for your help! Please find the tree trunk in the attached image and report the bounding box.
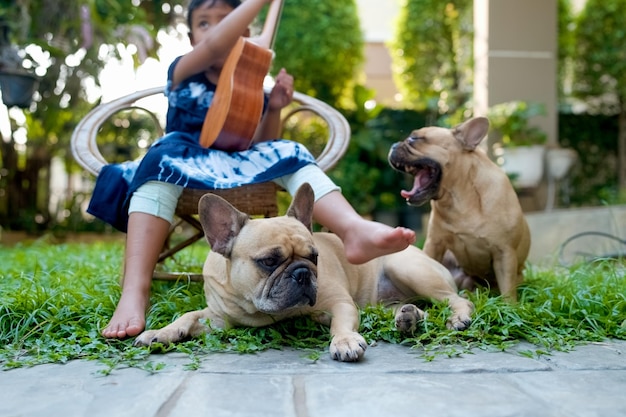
[0,137,51,230]
[0,134,18,224]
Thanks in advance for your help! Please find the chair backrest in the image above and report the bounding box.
[71,86,350,177]
[71,87,352,275]
[71,87,350,219]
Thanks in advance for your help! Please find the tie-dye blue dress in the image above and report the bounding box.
[87,57,317,232]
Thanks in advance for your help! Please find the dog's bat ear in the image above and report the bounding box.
[286,183,314,233]
[453,117,490,150]
[198,193,249,257]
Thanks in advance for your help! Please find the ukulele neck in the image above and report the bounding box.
[252,0,284,50]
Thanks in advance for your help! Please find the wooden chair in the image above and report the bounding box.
[70,86,350,280]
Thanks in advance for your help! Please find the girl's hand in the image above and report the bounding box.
[268,68,293,111]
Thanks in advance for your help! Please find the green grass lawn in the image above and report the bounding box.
[1,237,624,373]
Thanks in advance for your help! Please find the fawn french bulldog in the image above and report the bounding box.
[135,183,473,361]
[388,117,530,301]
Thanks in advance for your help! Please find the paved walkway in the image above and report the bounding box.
[2,340,625,417]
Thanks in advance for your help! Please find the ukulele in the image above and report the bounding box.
[199,0,284,151]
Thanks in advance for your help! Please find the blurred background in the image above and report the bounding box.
[0,0,624,242]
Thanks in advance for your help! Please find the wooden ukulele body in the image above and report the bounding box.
[199,1,283,151]
[199,38,273,151]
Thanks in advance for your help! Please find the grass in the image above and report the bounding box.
[1,237,625,373]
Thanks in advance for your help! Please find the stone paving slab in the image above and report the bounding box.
[1,340,624,417]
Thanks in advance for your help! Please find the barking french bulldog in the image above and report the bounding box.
[388,117,531,301]
[135,183,473,362]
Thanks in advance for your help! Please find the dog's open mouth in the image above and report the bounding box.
[392,158,442,206]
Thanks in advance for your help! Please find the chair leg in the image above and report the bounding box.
[152,270,204,282]
[157,215,205,263]
[154,215,205,281]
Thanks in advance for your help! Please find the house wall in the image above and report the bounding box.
[362,42,398,105]
[474,0,558,146]
[356,0,401,106]
[357,1,559,149]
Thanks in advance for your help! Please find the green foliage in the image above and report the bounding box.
[561,0,626,202]
[488,101,547,147]
[329,85,428,215]
[280,103,331,160]
[572,0,626,110]
[571,0,626,190]
[0,0,364,230]
[0,0,185,229]
[1,240,624,372]
[559,112,620,206]
[389,0,473,115]
[95,109,162,164]
[269,0,364,108]
[6,0,180,111]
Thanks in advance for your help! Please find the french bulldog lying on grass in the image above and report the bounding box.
[135,183,473,361]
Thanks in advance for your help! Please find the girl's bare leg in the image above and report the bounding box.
[313,191,416,264]
[101,212,171,339]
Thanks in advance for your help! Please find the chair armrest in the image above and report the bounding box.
[71,86,350,175]
[289,91,350,171]
[70,87,165,176]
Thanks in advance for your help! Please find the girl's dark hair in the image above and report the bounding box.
[186,0,242,28]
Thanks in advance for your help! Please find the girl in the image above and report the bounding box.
[91,0,415,339]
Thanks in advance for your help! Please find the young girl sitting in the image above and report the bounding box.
[89,0,415,339]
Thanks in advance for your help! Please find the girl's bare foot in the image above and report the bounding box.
[343,221,416,264]
[101,288,149,339]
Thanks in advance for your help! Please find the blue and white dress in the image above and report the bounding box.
[87,57,317,232]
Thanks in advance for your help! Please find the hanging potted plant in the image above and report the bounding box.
[488,101,547,189]
[0,9,39,109]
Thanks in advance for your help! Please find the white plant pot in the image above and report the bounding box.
[499,145,546,188]
[546,147,577,180]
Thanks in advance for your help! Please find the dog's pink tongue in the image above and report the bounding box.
[400,169,429,199]
[401,175,422,199]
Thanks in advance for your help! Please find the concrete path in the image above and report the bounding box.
[1,340,625,417]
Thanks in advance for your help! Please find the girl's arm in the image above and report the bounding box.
[252,68,293,144]
[172,0,273,89]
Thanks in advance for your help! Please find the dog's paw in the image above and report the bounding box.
[445,298,474,331]
[329,332,368,362]
[446,312,472,331]
[134,330,160,347]
[133,328,185,347]
[394,304,425,333]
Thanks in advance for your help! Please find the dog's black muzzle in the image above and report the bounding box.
[288,266,317,306]
[261,261,318,313]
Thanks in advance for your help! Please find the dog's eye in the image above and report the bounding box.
[408,135,425,143]
[256,256,281,271]
[307,249,318,265]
